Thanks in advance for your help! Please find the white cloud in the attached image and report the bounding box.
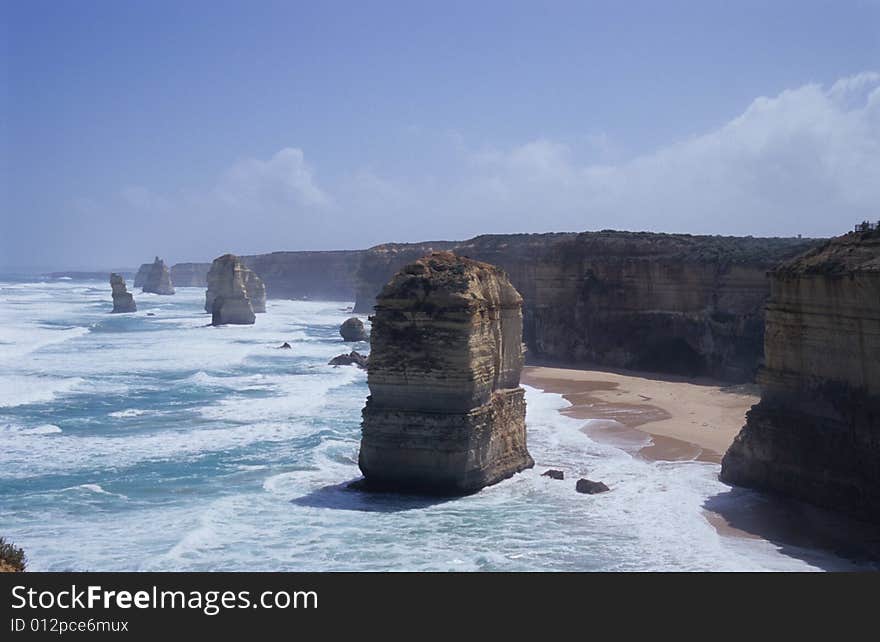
[73,71,880,267]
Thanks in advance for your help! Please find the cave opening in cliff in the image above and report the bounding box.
[637,337,706,377]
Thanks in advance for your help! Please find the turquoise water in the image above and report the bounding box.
[0,277,869,571]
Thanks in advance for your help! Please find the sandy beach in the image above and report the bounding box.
[522,365,759,464]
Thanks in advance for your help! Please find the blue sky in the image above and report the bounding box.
[3,0,880,269]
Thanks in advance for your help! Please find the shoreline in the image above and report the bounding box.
[521,365,758,464]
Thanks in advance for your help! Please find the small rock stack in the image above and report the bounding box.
[205,254,262,325]
[358,251,534,494]
[110,273,136,313]
[141,257,175,295]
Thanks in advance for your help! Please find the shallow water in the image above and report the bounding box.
[0,276,871,571]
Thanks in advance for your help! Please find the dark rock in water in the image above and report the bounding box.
[205,253,263,318]
[575,479,610,494]
[141,257,175,295]
[339,317,368,341]
[206,255,256,325]
[722,229,880,523]
[329,351,368,369]
[278,342,292,349]
[359,252,534,495]
[109,273,136,313]
[146,313,155,316]
[542,469,564,480]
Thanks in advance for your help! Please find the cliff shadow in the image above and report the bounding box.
[704,488,880,570]
[291,478,456,513]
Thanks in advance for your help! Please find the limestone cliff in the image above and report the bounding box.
[243,269,266,313]
[170,262,211,287]
[109,273,136,313]
[721,229,880,522]
[354,232,819,381]
[242,251,363,301]
[141,257,175,295]
[133,263,151,288]
[359,252,534,494]
[205,254,256,325]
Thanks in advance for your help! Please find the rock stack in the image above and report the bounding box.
[358,251,534,494]
[109,273,136,313]
[141,257,175,295]
[133,263,151,288]
[721,229,880,522]
[340,317,368,341]
[243,269,266,313]
[205,254,257,325]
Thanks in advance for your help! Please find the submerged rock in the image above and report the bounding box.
[278,342,292,349]
[721,229,880,522]
[109,273,136,313]
[205,254,256,325]
[575,479,610,494]
[339,317,368,341]
[542,469,565,480]
[358,251,534,494]
[141,257,175,295]
[329,351,368,369]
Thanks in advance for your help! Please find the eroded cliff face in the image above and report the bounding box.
[359,252,533,494]
[242,251,363,301]
[205,255,265,315]
[243,269,266,313]
[109,273,136,313]
[721,230,880,521]
[141,257,175,295]
[170,263,211,287]
[205,254,256,325]
[355,232,818,381]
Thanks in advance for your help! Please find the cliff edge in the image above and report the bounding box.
[721,229,880,522]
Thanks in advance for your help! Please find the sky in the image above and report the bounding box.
[2,0,880,270]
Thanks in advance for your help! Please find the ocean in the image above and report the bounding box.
[0,276,870,571]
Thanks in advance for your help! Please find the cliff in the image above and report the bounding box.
[243,269,266,313]
[170,262,211,287]
[205,254,257,325]
[359,252,534,494]
[354,232,819,381]
[133,263,151,288]
[353,242,458,313]
[141,257,175,295]
[721,229,880,522]
[109,273,136,313]
[241,251,363,301]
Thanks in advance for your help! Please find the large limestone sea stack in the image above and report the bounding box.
[358,251,534,494]
[109,273,136,313]
[141,257,175,295]
[721,228,880,522]
[205,254,265,325]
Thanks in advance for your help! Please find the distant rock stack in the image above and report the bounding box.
[243,269,266,313]
[110,273,136,313]
[141,257,175,295]
[358,251,534,494]
[721,229,880,522]
[133,263,151,288]
[205,254,256,325]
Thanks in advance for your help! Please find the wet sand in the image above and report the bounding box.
[522,365,880,567]
[522,365,758,463]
